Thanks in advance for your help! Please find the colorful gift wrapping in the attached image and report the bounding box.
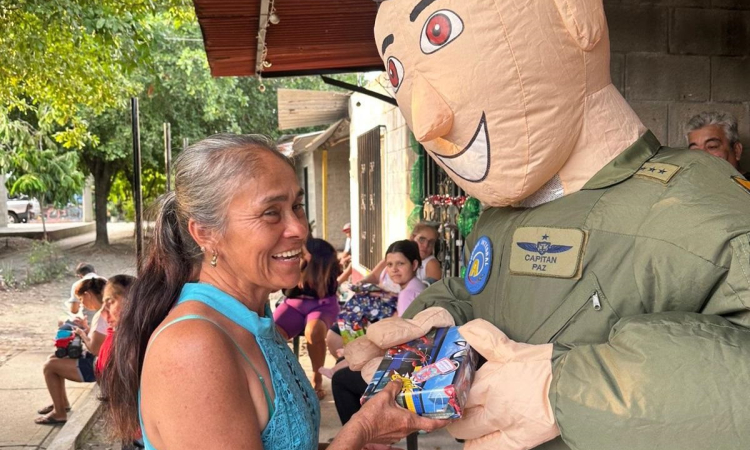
[361,326,477,419]
[337,285,398,344]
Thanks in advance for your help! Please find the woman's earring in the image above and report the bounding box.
[210,250,218,268]
[200,246,206,253]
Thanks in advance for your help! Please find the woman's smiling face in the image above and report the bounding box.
[214,152,309,293]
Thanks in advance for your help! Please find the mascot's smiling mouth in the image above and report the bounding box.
[433,112,490,183]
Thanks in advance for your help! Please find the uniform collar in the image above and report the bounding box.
[581,130,661,190]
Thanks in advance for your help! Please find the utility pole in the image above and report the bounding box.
[164,123,172,192]
[131,98,143,272]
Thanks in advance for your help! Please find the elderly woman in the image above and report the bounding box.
[100,135,446,450]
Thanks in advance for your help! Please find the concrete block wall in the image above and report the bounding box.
[325,140,352,250]
[382,105,416,251]
[606,0,750,163]
[294,152,318,236]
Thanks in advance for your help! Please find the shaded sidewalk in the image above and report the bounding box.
[0,350,94,449]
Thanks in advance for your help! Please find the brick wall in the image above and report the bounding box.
[606,0,750,170]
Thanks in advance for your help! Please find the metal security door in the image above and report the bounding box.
[357,126,384,270]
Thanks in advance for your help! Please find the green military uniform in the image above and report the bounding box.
[405,131,750,449]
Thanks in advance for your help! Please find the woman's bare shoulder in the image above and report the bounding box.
[140,312,262,449]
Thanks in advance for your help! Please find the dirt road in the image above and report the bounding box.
[0,224,137,368]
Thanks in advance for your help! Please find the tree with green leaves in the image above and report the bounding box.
[0,0,190,147]
[8,147,84,240]
[84,14,354,245]
[2,1,356,245]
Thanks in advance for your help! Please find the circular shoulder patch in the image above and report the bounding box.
[464,236,493,295]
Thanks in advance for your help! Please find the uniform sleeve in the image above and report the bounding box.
[401,276,475,324]
[549,233,750,449]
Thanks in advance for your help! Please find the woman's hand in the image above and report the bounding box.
[329,379,451,450]
[72,317,89,333]
[358,379,451,443]
[72,326,92,350]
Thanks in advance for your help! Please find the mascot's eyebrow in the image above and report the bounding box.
[382,34,394,55]
[410,0,438,22]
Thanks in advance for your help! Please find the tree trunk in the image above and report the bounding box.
[92,161,113,247]
[40,197,48,241]
[0,174,8,228]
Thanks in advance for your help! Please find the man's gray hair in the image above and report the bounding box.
[685,111,741,146]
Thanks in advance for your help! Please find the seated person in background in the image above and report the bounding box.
[329,240,426,431]
[273,238,342,399]
[36,276,108,425]
[65,263,100,324]
[341,222,352,263]
[360,222,441,291]
[324,229,437,376]
[686,111,745,175]
[95,275,136,379]
[321,239,426,380]
[95,275,139,449]
[385,240,425,316]
[337,223,353,285]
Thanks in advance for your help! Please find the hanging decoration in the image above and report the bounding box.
[407,133,424,230]
[458,197,481,238]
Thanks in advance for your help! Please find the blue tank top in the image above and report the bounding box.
[139,282,320,449]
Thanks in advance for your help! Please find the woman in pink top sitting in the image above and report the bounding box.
[384,240,426,316]
[274,238,342,399]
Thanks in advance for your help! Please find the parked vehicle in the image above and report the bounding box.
[6,196,41,223]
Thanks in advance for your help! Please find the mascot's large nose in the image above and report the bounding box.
[411,73,454,142]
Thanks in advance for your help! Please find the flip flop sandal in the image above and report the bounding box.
[37,405,71,415]
[35,415,67,425]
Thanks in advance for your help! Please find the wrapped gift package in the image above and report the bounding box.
[361,326,477,419]
[337,284,398,344]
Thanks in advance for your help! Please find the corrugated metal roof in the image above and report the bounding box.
[193,0,384,77]
[277,89,350,130]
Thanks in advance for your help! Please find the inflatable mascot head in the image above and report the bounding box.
[374,0,645,207]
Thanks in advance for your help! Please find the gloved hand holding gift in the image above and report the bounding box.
[360,325,478,419]
[446,319,560,450]
[345,307,456,380]
[347,306,559,449]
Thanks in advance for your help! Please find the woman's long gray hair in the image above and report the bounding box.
[99,134,292,439]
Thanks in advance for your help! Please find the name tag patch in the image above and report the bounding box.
[465,236,493,295]
[509,227,586,279]
[634,162,681,183]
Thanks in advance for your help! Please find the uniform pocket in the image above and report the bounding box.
[527,272,620,346]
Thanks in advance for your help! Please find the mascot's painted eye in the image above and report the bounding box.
[420,10,464,54]
[426,14,451,45]
[386,56,404,93]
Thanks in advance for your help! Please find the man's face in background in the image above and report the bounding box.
[688,124,743,170]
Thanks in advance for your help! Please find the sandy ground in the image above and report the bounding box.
[0,233,138,369]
